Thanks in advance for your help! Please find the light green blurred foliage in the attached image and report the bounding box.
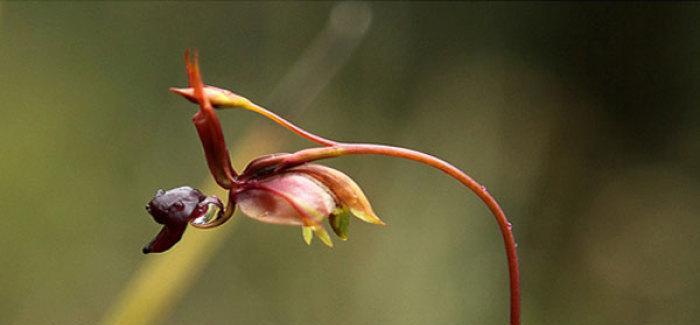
[1,2,699,325]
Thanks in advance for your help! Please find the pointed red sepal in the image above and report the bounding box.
[183,50,237,188]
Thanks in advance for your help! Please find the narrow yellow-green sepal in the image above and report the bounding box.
[169,86,252,109]
[329,209,351,240]
[302,226,314,245]
[313,226,334,247]
[350,208,385,226]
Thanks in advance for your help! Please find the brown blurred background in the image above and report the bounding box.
[0,2,698,324]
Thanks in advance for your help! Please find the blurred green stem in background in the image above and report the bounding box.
[100,129,274,325]
[99,3,372,325]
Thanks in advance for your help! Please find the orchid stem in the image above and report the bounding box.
[236,101,341,147]
[283,144,521,325]
[231,100,520,325]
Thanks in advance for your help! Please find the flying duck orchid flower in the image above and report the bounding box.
[143,50,521,325]
[143,51,383,252]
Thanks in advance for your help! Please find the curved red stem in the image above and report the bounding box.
[236,96,521,324]
[244,102,340,147]
[281,144,521,325]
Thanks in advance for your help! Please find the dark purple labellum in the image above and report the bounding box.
[143,186,222,254]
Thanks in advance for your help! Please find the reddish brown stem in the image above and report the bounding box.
[280,144,520,325]
[234,99,520,324]
[244,102,340,147]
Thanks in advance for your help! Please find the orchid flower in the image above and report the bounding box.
[142,50,521,325]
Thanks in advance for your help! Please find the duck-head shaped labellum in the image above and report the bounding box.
[143,187,223,254]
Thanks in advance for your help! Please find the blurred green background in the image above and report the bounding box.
[1,2,699,324]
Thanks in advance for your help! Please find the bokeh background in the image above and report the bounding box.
[1,2,699,324]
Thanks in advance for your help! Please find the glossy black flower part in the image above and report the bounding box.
[143,187,223,254]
